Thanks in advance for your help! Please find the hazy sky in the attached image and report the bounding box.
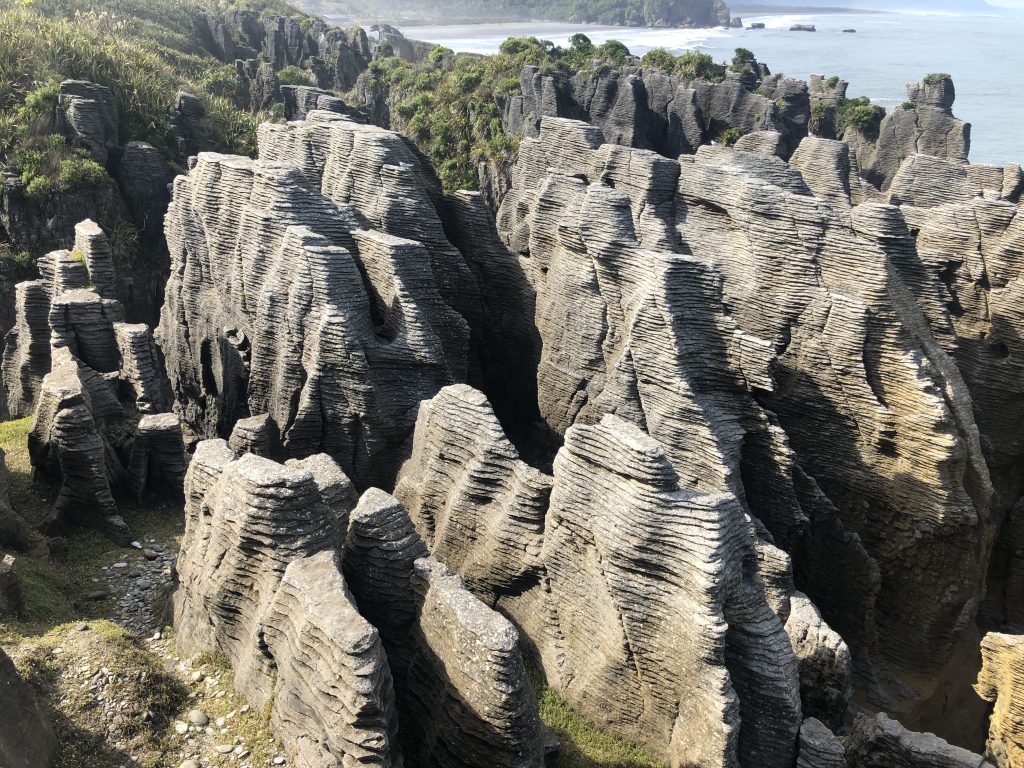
[989,0,1024,6]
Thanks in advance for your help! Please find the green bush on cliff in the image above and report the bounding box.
[923,72,951,85]
[640,48,726,82]
[836,96,876,133]
[0,0,278,171]
[362,35,642,192]
[11,134,108,201]
[277,65,315,86]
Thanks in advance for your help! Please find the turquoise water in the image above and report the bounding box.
[404,12,1024,165]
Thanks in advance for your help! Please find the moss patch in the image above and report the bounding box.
[528,664,667,768]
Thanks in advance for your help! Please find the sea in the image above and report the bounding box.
[380,11,1024,166]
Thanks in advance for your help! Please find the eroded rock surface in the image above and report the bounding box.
[976,633,1024,768]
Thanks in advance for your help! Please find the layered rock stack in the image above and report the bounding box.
[157,82,1022,768]
[157,115,475,487]
[173,441,546,768]
[1,219,183,541]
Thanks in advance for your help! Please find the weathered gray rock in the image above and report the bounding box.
[28,347,119,530]
[116,141,173,238]
[2,280,52,418]
[73,219,117,301]
[284,453,356,535]
[798,718,847,768]
[395,383,799,768]
[174,443,402,766]
[845,713,991,767]
[56,80,118,164]
[0,449,32,550]
[0,646,57,768]
[0,554,24,617]
[263,550,403,768]
[785,592,853,729]
[125,413,188,502]
[847,76,970,191]
[228,413,280,458]
[113,322,171,413]
[158,117,472,487]
[343,487,545,768]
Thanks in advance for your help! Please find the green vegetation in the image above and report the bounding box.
[528,664,667,767]
[809,101,829,135]
[901,100,916,110]
[0,0,278,194]
[836,95,876,134]
[277,64,315,86]
[17,621,190,768]
[716,127,742,147]
[825,74,841,88]
[731,47,755,72]
[923,72,951,85]
[640,48,727,82]
[359,34,639,192]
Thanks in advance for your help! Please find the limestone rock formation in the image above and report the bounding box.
[798,718,847,768]
[494,114,990,741]
[396,385,800,768]
[0,647,57,768]
[125,413,188,502]
[56,80,118,165]
[975,633,1024,768]
[845,713,992,767]
[158,114,473,487]
[785,592,853,729]
[343,487,546,768]
[174,443,544,768]
[28,347,119,530]
[845,76,970,191]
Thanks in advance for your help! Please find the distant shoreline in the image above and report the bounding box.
[731,5,884,13]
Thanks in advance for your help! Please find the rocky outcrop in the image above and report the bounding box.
[125,412,187,502]
[395,384,801,768]
[491,115,992,743]
[975,633,1024,768]
[2,280,52,418]
[0,646,58,768]
[786,592,853,729]
[56,80,118,165]
[845,76,970,191]
[342,487,545,768]
[174,442,544,768]
[845,713,993,767]
[798,718,847,768]
[157,115,473,487]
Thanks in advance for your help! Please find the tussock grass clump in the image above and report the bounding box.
[0,0,275,176]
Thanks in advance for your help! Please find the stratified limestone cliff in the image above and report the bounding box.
[845,76,970,192]
[173,443,544,768]
[492,115,992,742]
[975,633,1024,768]
[395,384,801,768]
[158,114,473,487]
[343,487,546,768]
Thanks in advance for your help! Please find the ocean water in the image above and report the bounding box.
[404,12,1024,165]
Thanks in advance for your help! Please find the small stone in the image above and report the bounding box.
[75,623,89,632]
[191,671,205,683]
[174,721,189,735]
[112,562,129,569]
[130,541,142,549]
[215,745,233,754]
[187,709,209,727]
[215,717,225,727]
[239,704,250,713]
[179,761,201,768]
[86,590,108,600]
[143,549,159,561]
[273,760,285,766]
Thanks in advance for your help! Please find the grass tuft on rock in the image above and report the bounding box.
[527,663,667,768]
